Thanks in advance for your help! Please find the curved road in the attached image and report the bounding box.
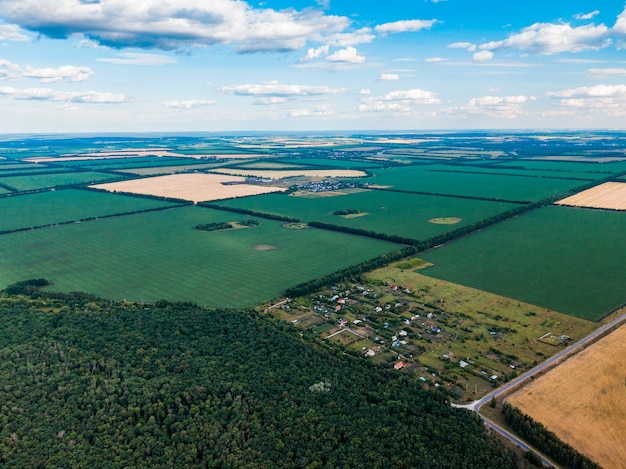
[453,311,626,468]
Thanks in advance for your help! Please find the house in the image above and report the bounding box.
[394,361,406,370]
[459,360,469,368]
[399,330,408,337]
[365,349,376,357]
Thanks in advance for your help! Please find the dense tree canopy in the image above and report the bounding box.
[0,290,519,468]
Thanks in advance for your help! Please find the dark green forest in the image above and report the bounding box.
[0,288,519,468]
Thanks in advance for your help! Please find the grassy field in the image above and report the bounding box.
[213,189,520,241]
[506,320,626,469]
[278,157,382,169]
[1,171,127,191]
[0,188,180,232]
[0,163,46,172]
[0,205,400,307]
[367,165,591,201]
[427,165,596,181]
[420,205,626,320]
[493,159,626,175]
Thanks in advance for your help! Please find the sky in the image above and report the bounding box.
[1,0,626,133]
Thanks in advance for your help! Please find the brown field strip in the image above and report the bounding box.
[91,173,286,203]
[506,323,626,468]
[555,182,626,210]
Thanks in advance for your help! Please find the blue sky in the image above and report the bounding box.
[1,0,626,132]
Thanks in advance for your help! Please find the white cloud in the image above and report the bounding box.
[462,94,535,119]
[221,80,345,97]
[22,65,93,83]
[448,42,476,52]
[480,22,610,55]
[575,11,600,21]
[425,57,447,63]
[0,86,131,103]
[98,53,177,66]
[0,0,349,52]
[469,95,531,106]
[0,59,20,80]
[472,51,494,62]
[379,73,399,81]
[588,68,626,78]
[289,105,334,117]
[254,97,288,105]
[301,45,330,62]
[163,100,216,109]
[0,23,29,41]
[359,88,371,95]
[326,46,365,63]
[613,7,626,34]
[0,61,94,83]
[546,84,626,117]
[547,84,626,98]
[323,28,376,47]
[360,88,440,112]
[374,19,437,35]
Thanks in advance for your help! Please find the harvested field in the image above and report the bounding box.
[211,168,368,179]
[507,322,626,469]
[556,182,626,210]
[91,173,286,203]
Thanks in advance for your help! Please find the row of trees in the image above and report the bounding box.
[285,246,419,297]
[501,403,601,469]
[200,202,300,223]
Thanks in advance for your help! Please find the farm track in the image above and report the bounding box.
[453,310,626,468]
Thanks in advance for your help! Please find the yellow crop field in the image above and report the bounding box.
[91,173,286,203]
[556,182,626,210]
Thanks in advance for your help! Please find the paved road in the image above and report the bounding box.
[453,311,626,468]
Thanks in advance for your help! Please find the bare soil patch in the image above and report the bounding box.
[255,244,278,251]
[282,223,308,230]
[556,182,626,210]
[429,217,462,225]
[507,324,626,469]
[91,173,286,203]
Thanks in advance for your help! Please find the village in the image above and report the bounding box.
[265,274,529,402]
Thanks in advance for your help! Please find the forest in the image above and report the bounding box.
[0,285,521,468]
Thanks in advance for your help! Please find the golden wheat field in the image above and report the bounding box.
[91,173,286,203]
[556,182,626,210]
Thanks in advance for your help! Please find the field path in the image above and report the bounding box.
[452,310,626,467]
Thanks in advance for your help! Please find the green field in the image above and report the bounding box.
[428,165,597,181]
[420,205,626,320]
[0,206,400,307]
[367,165,591,202]
[0,171,127,191]
[214,189,520,241]
[493,159,626,175]
[0,189,180,232]
[0,163,43,171]
[278,157,381,169]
